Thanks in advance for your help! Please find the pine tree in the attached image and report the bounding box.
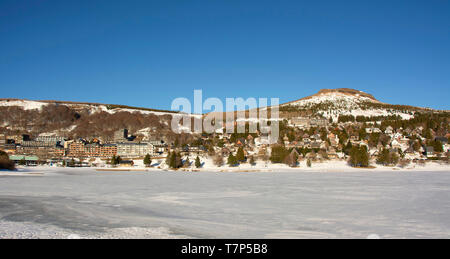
[236,147,245,162]
[195,156,201,168]
[227,154,237,167]
[344,141,353,156]
[165,152,172,166]
[169,151,176,168]
[376,148,399,166]
[175,152,183,168]
[359,146,369,167]
[349,146,369,167]
[143,154,152,167]
[270,145,289,163]
[376,148,390,165]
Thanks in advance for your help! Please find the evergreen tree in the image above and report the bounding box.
[174,152,183,168]
[270,145,289,163]
[359,128,367,140]
[424,128,433,140]
[349,146,369,167]
[430,140,444,153]
[143,154,152,167]
[344,141,353,155]
[195,156,201,168]
[236,147,245,162]
[165,152,172,166]
[169,151,176,168]
[227,154,237,166]
[359,146,369,167]
[376,148,399,166]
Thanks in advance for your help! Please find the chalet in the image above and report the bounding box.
[327,147,338,159]
[424,146,435,158]
[310,142,321,149]
[290,148,300,157]
[369,149,379,159]
[148,140,167,154]
[385,126,394,135]
[349,135,359,141]
[391,139,402,150]
[303,138,311,144]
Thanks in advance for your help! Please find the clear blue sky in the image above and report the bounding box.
[1,0,449,110]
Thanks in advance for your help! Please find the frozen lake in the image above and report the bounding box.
[1,168,450,239]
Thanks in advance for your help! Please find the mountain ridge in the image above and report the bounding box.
[1,88,448,116]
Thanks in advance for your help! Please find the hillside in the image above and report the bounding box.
[0,89,446,141]
[0,99,200,143]
[278,88,436,122]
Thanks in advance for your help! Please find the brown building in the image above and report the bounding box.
[68,142,117,158]
[0,134,6,150]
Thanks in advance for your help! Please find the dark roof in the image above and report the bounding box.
[435,137,448,143]
[119,160,134,164]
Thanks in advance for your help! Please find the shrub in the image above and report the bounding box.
[0,151,15,171]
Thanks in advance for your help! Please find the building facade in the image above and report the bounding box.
[117,143,153,158]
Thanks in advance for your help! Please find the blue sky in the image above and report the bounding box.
[0,0,449,111]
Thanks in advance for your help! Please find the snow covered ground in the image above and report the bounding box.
[1,167,450,239]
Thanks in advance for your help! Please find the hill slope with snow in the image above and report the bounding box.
[279,88,436,121]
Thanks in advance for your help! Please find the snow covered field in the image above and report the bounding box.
[1,167,450,239]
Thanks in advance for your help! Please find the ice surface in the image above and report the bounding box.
[1,168,450,239]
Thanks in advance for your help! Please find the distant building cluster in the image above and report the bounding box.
[1,113,449,168]
[1,129,168,165]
